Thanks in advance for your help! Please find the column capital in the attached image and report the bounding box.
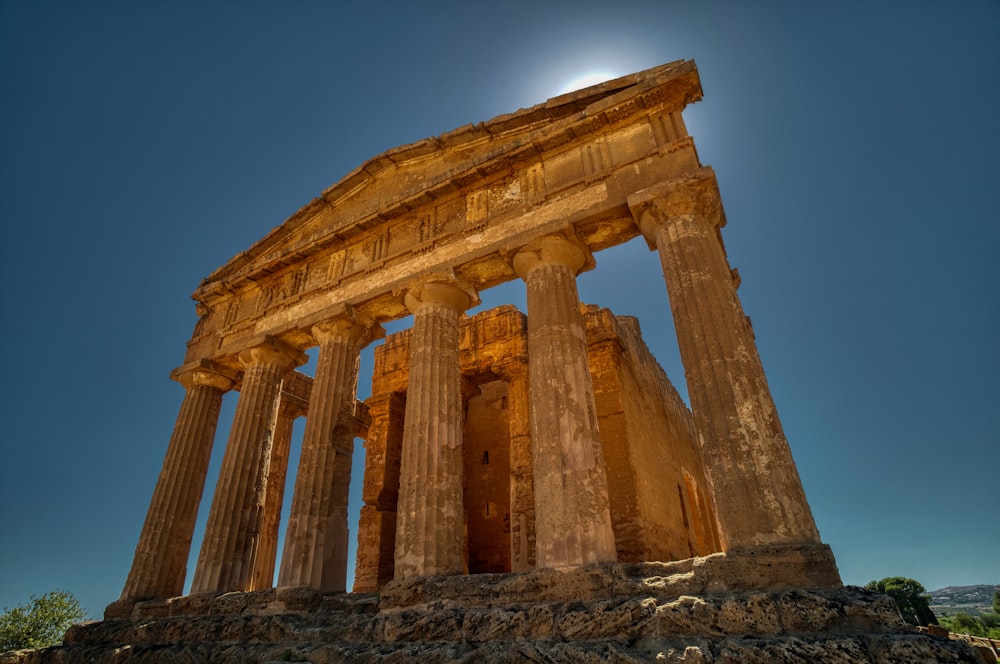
[627,168,726,247]
[511,233,595,281]
[403,272,479,315]
[311,304,385,347]
[172,360,236,391]
[238,336,308,371]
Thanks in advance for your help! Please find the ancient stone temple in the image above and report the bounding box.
[18,60,983,663]
[111,57,820,607]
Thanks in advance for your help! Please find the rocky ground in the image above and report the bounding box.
[2,547,990,663]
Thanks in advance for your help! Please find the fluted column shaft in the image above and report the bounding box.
[191,340,304,593]
[353,392,405,592]
[631,172,820,550]
[116,366,232,605]
[394,277,477,579]
[250,398,299,591]
[279,311,380,590]
[321,410,358,588]
[497,362,535,572]
[513,236,617,569]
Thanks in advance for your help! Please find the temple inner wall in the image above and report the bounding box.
[584,306,720,562]
[462,379,513,575]
[352,303,719,591]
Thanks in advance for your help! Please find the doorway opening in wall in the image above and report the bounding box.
[463,376,512,574]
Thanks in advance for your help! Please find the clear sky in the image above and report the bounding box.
[1,1,997,619]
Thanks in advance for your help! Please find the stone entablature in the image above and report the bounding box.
[109,60,833,622]
[181,61,701,373]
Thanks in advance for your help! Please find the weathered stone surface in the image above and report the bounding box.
[114,60,828,613]
[7,563,985,663]
[109,365,233,613]
[628,171,820,551]
[72,61,988,664]
[252,398,297,591]
[514,235,618,569]
[394,276,477,580]
[190,340,306,594]
[279,310,381,591]
[357,302,718,591]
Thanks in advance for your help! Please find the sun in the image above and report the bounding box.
[558,71,617,95]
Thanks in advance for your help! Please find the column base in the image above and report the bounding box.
[102,598,136,620]
[379,543,842,609]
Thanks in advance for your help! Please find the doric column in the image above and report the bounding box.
[250,395,301,591]
[628,169,820,550]
[279,308,382,591]
[512,235,617,568]
[110,362,233,612]
[191,338,305,593]
[354,392,405,592]
[496,361,535,572]
[394,274,478,579]
[321,404,363,589]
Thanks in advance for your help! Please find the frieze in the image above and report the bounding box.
[582,138,612,180]
[465,190,488,223]
[519,163,545,205]
[194,63,702,299]
[184,73,709,365]
[417,213,443,243]
[650,110,688,146]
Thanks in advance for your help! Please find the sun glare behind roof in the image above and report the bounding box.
[558,71,617,95]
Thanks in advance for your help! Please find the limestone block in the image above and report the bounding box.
[655,596,724,637]
[718,592,780,635]
[774,589,841,633]
[842,589,910,632]
[556,598,655,640]
[715,637,869,663]
[459,607,529,643]
[654,644,714,663]
[378,607,464,642]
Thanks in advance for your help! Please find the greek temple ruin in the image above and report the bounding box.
[60,59,981,663]
[109,59,826,609]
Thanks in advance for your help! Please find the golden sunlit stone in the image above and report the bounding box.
[27,60,979,663]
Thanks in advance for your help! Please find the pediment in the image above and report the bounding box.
[194,60,701,302]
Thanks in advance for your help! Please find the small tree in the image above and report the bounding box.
[947,612,986,637]
[978,612,999,629]
[864,577,937,626]
[993,590,1000,615]
[0,591,86,652]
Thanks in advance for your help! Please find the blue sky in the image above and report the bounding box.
[1,1,997,619]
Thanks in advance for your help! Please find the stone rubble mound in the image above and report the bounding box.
[3,559,987,663]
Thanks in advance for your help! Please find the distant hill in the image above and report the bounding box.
[928,585,998,617]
